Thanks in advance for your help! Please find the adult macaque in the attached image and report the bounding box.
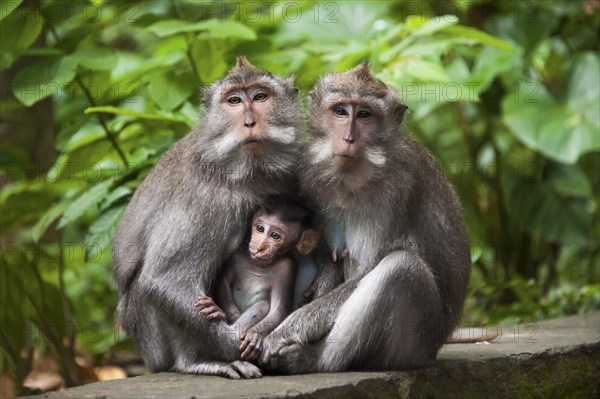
[113,57,302,379]
[260,63,471,373]
[195,200,319,362]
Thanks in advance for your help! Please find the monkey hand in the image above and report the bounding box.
[194,295,227,321]
[259,335,317,373]
[301,262,344,306]
[239,329,263,361]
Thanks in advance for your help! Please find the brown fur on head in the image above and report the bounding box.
[309,62,408,138]
[346,62,388,96]
[229,55,263,75]
[203,56,298,105]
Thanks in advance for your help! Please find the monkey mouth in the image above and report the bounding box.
[242,139,264,145]
[241,139,270,156]
[333,153,355,159]
[249,251,271,262]
[332,153,359,168]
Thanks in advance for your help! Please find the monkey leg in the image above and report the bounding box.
[122,282,249,374]
[174,360,262,379]
[260,279,358,370]
[118,290,174,372]
[167,320,264,378]
[270,251,445,373]
[233,300,270,335]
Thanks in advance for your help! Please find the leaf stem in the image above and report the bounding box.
[75,76,129,165]
[170,0,202,82]
[38,4,129,166]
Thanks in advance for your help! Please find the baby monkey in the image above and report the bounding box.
[195,199,319,361]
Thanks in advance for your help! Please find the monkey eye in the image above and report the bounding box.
[333,106,348,116]
[357,110,371,118]
[227,96,242,105]
[253,92,268,101]
[256,224,264,233]
[270,232,282,240]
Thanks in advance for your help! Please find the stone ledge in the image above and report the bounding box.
[25,312,600,399]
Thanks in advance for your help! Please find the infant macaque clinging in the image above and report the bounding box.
[195,198,320,361]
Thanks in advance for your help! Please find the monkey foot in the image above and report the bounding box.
[222,361,262,379]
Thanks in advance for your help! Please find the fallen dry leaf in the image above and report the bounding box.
[94,365,127,381]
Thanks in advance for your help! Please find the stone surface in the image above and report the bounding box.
[24,312,600,399]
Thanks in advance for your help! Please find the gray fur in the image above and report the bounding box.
[260,66,471,373]
[112,61,302,378]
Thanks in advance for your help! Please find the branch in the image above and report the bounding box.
[39,5,129,166]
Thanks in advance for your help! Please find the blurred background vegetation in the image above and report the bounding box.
[1,0,598,395]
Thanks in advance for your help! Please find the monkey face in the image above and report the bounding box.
[307,63,408,173]
[203,57,302,167]
[327,101,382,168]
[219,84,280,156]
[197,57,302,181]
[248,210,301,264]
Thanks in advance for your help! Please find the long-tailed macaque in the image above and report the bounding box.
[195,200,319,362]
[260,63,471,373]
[112,57,302,379]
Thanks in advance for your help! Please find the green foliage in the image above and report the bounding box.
[1,0,598,391]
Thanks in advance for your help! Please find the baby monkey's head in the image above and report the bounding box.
[248,197,319,264]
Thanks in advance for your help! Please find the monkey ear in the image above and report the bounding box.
[395,102,408,124]
[297,229,320,256]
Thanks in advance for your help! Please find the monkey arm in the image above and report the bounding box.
[136,243,242,361]
[216,265,241,322]
[252,259,296,337]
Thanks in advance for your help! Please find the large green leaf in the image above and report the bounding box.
[148,19,256,41]
[148,70,195,111]
[100,186,132,212]
[406,15,458,36]
[12,57,77,106]
[57,180,113,228]
[63,122,106,152]
[486,11,558,55]
[0,181,73,234]
[31,199,71,242]
[564,53,600,131]
[194,20,257,41]
[110,52,184,83]
[502,162,593,245]
[502,54,600,165]
[85,205,125,258]
[0,7,42,69]
[190,38,229,83]
[0,0,23,21]
[67,48,117,71]
[402,58,451,82]
[470,46,521,89]
[443,25,512,50]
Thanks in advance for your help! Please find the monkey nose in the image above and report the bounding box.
[343,137,355,144]
[244,120,256,128]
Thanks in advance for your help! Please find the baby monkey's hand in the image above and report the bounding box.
[240,329,263,361]
[194,295,227,321]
